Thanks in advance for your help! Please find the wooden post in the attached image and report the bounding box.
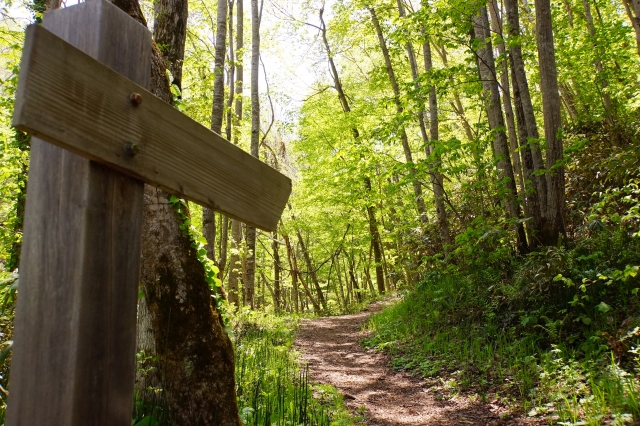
[6,1,150,424]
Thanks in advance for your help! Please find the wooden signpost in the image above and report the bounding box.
[6,1,291,425]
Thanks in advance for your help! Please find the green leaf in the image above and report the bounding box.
[581,317,592,325]
[596,302,611,313]
[134,416,158,426]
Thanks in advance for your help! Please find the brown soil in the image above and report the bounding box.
[295,301,543,425]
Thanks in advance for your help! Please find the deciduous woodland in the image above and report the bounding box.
[2,0,640,423]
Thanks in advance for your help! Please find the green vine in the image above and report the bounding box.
[169,195,231,329]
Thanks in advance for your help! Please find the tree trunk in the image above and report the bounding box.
[112,0,240,423]
[582,0,613,120]
[219,215,229,280]
[218,0,234,283]
[202,0,228,265]
[227,0,244,304]
[535,0,566,245]
[623,0,640,57]
[227,220,242,305]
[272,232,281,311]
[504,0,545,245]
[369,6,427,224]
[474,7,528,254]
[488,0,524,192]
[397,0,452,247]
[296,230,327,311]
[153,0,187,92]
[283,233,321,312]
[422,34,452,248]
[244,0,261,309]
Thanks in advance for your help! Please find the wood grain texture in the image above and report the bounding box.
[6,1,149,425]
[13,24,291,231]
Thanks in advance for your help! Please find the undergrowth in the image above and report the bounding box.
[365,224,640,424]
[133,308,356,426]
[232,309,355,426]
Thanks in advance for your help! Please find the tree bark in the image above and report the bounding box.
[283,233,320,312]
[202,0,227,265]
[504,0,545,245]
[244,0,261,308]
[582,0,613,120]
[112,0,241,423]
[622,0,640,57]
[487,0,524,192]
[474,7,528,254]
[227,0,244,304]
[369,6,428,224]
[227,220,242,306]
[272,232,281,311]
[535,0,566,245]
[153,0,187,92]
[422,33,452,248]
[296,230,327,311]
[397,0,452,247]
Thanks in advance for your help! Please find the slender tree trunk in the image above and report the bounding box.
[433,42,477,141]
[504,0,545,245]
[319,8,385,294]
[244,0,261,308]
[227,0,244,302]
[292,265,299,313]
[282,233,321,312]
[582,0,613,120]
[296,230,327,311]
[113,0,240,423]
[272,232,281,311]
[227,221,242,305]
[217,1,234,282]
[397,0,452,247]
[488,0,524,191]
[535,0,566,245]
[474,7,528,254]
[559,82,579,120]
[422,33,453,248]
[283,233,319,312]
[622,0,640,57]
[369,6,427,224]
[203,0,228,264]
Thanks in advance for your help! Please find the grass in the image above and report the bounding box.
[364,272,640,425]
[233,309,355,426]
[133,308,356,426]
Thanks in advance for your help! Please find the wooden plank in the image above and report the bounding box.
[13,24,291,231]
[6,1,149,425]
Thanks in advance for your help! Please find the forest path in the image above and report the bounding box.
[295,301,539,425]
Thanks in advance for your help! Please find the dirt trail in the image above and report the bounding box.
[295,302,540,425]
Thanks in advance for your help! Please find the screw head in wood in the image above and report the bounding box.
[130,92,142,106]
[124,142,139,157]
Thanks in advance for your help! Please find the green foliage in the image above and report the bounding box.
[0,272,17,424]
[365,218,640,423]
[168,196,231,328]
